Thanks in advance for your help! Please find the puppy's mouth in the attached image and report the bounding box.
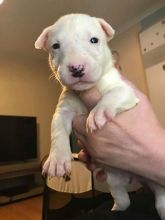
[69,79,96,91]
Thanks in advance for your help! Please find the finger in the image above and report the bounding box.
[96,169,107,182]
[74,130,86,146]
[73,115,87,136]
[86,162,97,171]
[77,139,84,148]
[78,149,90,162]
[78,150,97,171]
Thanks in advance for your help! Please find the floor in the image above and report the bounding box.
[0,196,42,220]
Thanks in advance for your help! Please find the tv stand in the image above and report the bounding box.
[0,165,43,205]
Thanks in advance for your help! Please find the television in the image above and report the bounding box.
[0,115,37,164]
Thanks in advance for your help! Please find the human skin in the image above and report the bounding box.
[73,87,165,187]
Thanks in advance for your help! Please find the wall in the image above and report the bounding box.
[0,52,61,160]
[110,24,148,94]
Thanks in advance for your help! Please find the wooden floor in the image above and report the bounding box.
[0,196,42,220]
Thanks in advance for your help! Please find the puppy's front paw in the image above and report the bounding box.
[86,106,113,132]
[43,151,72,178]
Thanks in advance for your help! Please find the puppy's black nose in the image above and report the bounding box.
[69,65,85,78]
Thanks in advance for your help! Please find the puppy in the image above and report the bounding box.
[35,14,165,219]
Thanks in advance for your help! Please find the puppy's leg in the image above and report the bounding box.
[43,110,73,177]
[149,182,165,220]
[107,169,131,211]
[43,90,87,177]
[86,85,138,132]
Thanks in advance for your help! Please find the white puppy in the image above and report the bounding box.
[35,14,165,219]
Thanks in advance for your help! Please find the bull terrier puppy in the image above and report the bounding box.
[35,14,165,219]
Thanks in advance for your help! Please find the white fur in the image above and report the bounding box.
[35,13,165,219]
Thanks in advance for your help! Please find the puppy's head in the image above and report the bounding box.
[35,14,115,91]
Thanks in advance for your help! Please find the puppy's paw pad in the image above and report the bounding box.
[86,112,97,132]
[43,154,72,177]
[86,107,112,132]
[56,160,71,177]
[94,108,110,129]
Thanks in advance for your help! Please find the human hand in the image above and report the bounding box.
[78,149,107,181]
[73,86,165,185]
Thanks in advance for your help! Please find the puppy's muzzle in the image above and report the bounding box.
[69,65,85,78]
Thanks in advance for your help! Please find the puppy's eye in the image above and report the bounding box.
[90,37,99,44]
[52,43,60,49]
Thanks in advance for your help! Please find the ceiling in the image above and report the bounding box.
[0,0,164,59]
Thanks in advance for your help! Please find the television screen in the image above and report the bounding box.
[0,115,37,164]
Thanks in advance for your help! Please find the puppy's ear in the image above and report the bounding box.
[97,18,115,41]
[35,26,52,50]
